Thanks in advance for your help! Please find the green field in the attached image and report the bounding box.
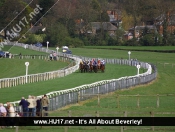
[0,58,69,78]
[83,46,175,52]
[1,45,175,131]
[69,47,175,64]
[0,63,138,103]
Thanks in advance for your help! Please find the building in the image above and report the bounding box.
[87,22,118,36]
[155,13,175,35]
[124,25,157,40]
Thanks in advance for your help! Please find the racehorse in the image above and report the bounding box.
[79,61,89,73]
[97,60,101,70]
[93,65,98,73]
[79,62,84,73]
[100,64,105,72]
[90,60,98,73]
[89,61,93,72]
[84,61,89,73]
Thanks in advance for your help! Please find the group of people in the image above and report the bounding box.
[0,102,15,117]
[0,95,50,128]
[0,94,50,128]
[49,52,57,61]
[19,94,50,117]
[0,102,18,128]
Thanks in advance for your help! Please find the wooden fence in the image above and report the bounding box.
[13,110,175,132]
[78,94,175,109]
[156,62,175,68]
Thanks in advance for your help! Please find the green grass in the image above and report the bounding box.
[69,48,175,64]
[83,46,175,51]
[2,127,173,132]
[3,45,48,55]
[0,63,138,103]
[0,58,69,78]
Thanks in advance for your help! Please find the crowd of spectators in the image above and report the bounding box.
[0,94,50,129]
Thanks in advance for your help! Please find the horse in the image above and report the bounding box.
[89,60,98,73]
[93,65,98,73]
[79,62,84,73]
[83,61,89,73]
[100,64,105,72]
[79,61,89,73]
[89,61,93,72]
[97,60,101,70]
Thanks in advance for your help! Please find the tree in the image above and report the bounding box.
[46,22,69,47]
[154,0,175,45]
[0,0,5,7]
[0,0,33,40]
[38,0,55,17]
[123,0,143,38]
[58,18,76,37]
[21,33,46,44]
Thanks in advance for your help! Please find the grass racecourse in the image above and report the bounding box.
[1,45,175,132]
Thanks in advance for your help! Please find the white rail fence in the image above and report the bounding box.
[0,43,79,88]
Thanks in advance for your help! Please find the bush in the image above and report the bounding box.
[125,38,139,46]
[20,34,46,44]
[139,34,155,46]
[62,37,84,48]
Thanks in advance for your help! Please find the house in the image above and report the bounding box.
[87,22,118,36]
[124,25,158,40]
[123,32,133,40]
[75,19,86,34]
[155,13,175,35]
[107,10,122,28]
[29,23,46,34]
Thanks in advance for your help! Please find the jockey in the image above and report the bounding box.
[86,60,90,66]
[97,59,101,66]
[93,59,97,66]
[92,58,95,64]
[101,60,105,66]
[83,60,86,65]
[80,60,83,64]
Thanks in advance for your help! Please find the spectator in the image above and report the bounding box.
[49,53,53,60]
[5,102,10,117]
[19,97,29,117]
[8,103,15,127]
[36,97,41,116]
[27,95,36,117]
[0,103,7,129]
[5,52,9,58]
[19,53,22,59]
[32,96,37,117]
[0,103,7,117]
[8,103,15,117]
[9,52,12,59]
[41,95,50,116]
[53,52,57,61]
